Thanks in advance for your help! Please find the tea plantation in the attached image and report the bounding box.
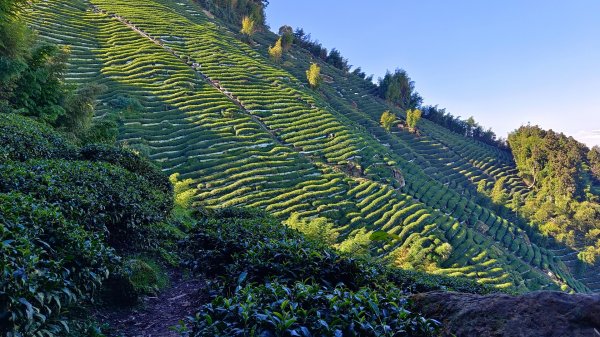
[21,0,598,295]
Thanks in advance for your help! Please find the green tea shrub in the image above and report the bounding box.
[0,159,173,247]
[79,143,172,194]
[182,208,375,290]
[190,281,440,337]
[0,113,76,161]
[0,192,118,336]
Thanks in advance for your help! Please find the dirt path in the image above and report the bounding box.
[97,272,205,337]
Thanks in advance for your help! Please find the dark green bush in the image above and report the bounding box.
[0,192,118,336]
[182,207,494,295]
[190,281,440,337]
[0,113,76,161]
[181,208,380,291]
[79,143,172,194]
[0,159,173,247]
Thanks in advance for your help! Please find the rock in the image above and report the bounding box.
[411,291,600,337]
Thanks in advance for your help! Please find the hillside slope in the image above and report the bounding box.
[23,0,597,293]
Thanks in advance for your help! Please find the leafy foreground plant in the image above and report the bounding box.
[192,282,439,337]
[0,114,173,336]
[182,208,494,336]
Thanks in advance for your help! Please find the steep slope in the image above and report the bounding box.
[24,0,592,293]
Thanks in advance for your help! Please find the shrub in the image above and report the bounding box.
[124,257,168,295]
[285,213,339,245]
[79,143,172,194]
[79,118,119,145]
[306,63,321,89]
[0,113,76,161]
[182,208,495,294]
[380,110,396,132]
[240,16,256,37]
[406,109,422,132]
[181,209,372,290]
[190,281,440,337]
[268,37,283,61]
[108,95,143,112]
[0,192,118,336]
[0,159,173,247]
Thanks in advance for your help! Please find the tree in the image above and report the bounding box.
[378,69,422,110]
[325,48,349,72]
[59,83,106,132]
[380,110,396,132]
[1,9,70,125]
[588,146,600,181]
[405,108,422,132]
[268,37,283,61]
[306,62,321,88]
[240,16,256,39]
[491,177,508,205]
[278,25,294,51]
[196,0,269,28]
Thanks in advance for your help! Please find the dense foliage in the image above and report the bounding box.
[377,69,423,111]
[0,114,173,335]
[508,125,600,263]
[1,192,118,336]
[195,0,268,28]
[421,105,507,150]
[293,28,350,72]
[183,208,494,336]
[0,159,172,247]
[192,282,439,337]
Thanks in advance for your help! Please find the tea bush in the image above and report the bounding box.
[79,144,172,194]
[181,208,379,291]
[0,113,76,161]
[0,192,119,336]
[0,159,173,247]
[182,207,492,295]
[191,282,440,337]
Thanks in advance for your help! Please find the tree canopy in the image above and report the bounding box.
[509,125,600,264]
[378,69,422,110]
[421,105,507,150]
[196,0,268,28]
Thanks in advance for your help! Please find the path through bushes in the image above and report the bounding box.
[98,271,205,337]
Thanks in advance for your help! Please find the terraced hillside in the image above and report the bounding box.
[24,0,597,292]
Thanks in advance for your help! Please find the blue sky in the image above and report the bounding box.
[266,1,600,147]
